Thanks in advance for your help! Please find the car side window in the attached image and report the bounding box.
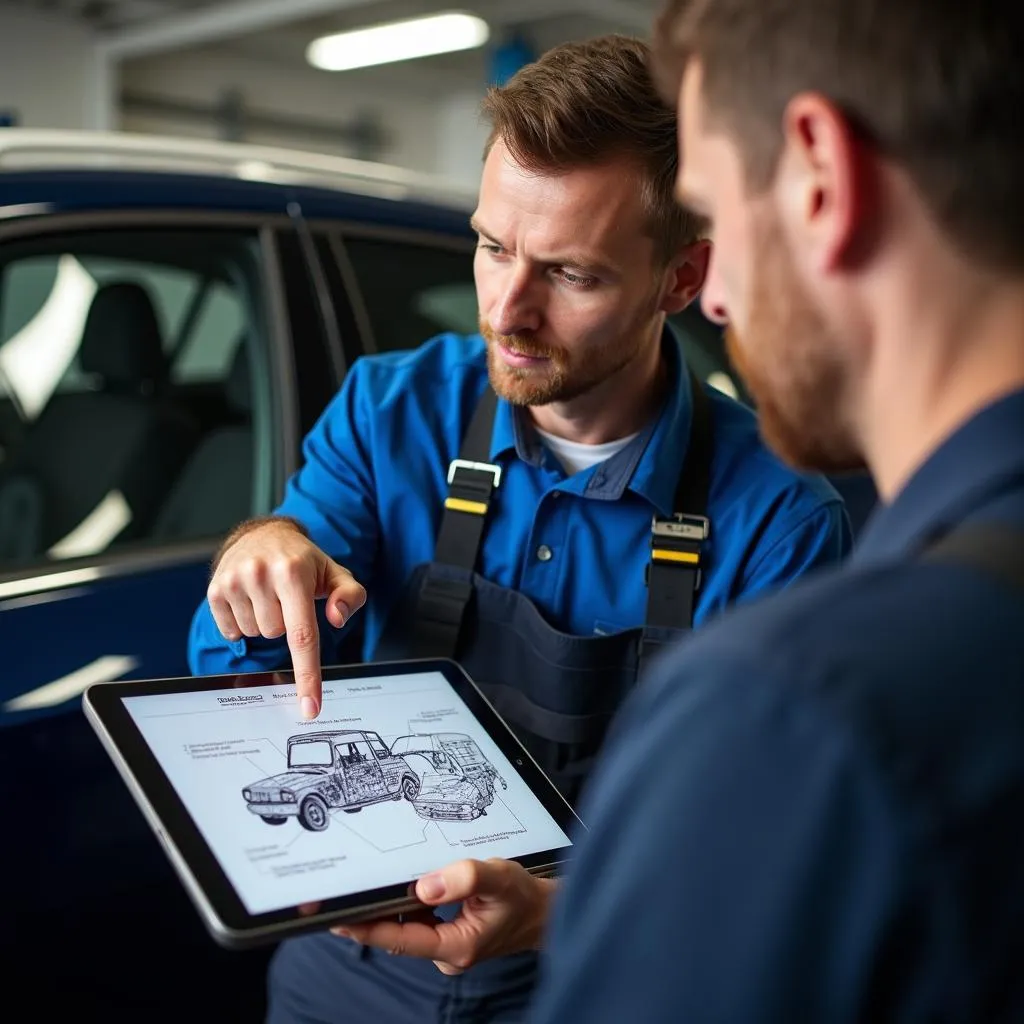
[340,232,477,353]
[0,228,271,570]
[343,740,374,765]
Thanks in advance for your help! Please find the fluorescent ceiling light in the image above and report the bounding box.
[306,11,490,72]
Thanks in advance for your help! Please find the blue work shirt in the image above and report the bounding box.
[530,388,1024,1023]
[188,331,850,674]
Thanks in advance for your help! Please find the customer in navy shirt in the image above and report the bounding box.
[189,35,848,1024]
[343,2,1024,1021]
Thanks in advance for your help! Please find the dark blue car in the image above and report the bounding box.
[0,129,876,1019]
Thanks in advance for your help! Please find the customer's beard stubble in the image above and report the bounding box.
[728,217,866,475]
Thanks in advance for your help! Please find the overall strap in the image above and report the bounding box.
[415,369,717,664]
[640,368,714,669]
[922,522,1024,591]
[411,386,501,657]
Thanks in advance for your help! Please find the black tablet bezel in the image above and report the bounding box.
[83,657,582,950]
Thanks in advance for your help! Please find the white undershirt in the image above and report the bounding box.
[534,426,641,475]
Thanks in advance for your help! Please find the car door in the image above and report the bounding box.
[0,212,343,729]
[0,209,343,1009]
[339,738,388,804]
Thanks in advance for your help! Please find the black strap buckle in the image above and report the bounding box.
[444,459,502,516]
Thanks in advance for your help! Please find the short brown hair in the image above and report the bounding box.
[481,34,705,263]
[652,0,1024,272]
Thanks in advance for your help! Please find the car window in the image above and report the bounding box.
[368,736,390,758]
[340,231,747,402]
[341,232,477,353]
[0,228,272,570]
[171,280,247,383]
[342,740,375,765]
[292,739,333,768]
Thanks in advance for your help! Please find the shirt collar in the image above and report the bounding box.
[853,387,1024,564]
[489,386,531,464]
[488,325,691,514]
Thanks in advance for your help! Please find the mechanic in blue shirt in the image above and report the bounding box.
[188,35,850,1024]
[341,2,1024,1021]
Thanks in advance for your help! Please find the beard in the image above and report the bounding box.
[727,216,866,474]
[480,319,646,407]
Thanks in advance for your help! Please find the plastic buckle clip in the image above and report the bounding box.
[651,512,710,542]
[447,459,502,488]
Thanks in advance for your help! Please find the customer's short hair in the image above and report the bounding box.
[652,0,1024,272]
[481,34,706,263]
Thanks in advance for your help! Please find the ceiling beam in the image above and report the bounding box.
[97,0,657,63]
[98,0,388,61]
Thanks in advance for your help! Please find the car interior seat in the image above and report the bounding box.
[0,280,200,562]
[152,336,254,541]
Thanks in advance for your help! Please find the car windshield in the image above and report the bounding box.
[288,739,332,769]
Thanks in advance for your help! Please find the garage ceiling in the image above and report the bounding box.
[1,0,666,162]
[3,0,218,28]
[1,0,662,76]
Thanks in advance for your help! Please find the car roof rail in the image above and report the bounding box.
[0,128,476,209]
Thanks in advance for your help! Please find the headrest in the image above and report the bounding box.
[225,337,251,413]
[79,282,166,392]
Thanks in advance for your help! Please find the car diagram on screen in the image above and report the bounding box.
[241,729,421,832]
[389,732,508,822]
[242,729,509,831]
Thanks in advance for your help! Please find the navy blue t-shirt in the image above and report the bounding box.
[531,388,1024,1023]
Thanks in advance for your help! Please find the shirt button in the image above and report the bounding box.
[536,544,553,562]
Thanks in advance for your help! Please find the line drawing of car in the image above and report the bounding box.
[241,729,421,832]
[389,732,508,822]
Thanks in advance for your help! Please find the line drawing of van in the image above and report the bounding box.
[389,732,508,822]
[241,729,420,832]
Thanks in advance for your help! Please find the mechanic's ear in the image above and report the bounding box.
[660,239,711,314]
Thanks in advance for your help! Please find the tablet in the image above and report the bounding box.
[82,658,581,951]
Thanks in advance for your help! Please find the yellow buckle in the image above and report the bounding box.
[444,496,488,516]
[650,548,700,565]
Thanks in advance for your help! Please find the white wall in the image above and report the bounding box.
[0,8,111,129]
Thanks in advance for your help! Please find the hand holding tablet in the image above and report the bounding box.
[332,856,558,973]
[83,658,580,950]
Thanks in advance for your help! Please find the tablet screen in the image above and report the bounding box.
[118,666,574,917]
